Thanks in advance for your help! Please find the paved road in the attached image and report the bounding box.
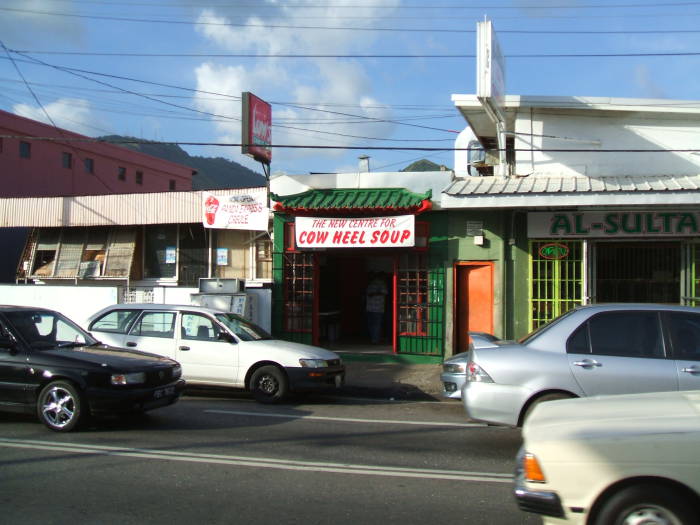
[0,390,538,525]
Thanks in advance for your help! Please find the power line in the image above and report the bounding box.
[1,52,462,136]
[3,135,700,154]
[5,6,700,32]
[30,0,700,10]
[9,49,700,58]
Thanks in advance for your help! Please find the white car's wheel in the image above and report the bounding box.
[250,366,288,404]
[594,484,694,525]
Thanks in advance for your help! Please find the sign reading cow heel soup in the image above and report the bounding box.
[295,215,415,248]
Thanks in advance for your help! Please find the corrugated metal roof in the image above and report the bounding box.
[0,187,267,227]
[444,175,700,196]
[441,175,700,209]
[271,188,432,215]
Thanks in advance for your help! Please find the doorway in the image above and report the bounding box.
[594,242,680,303]
[454,262,494,353]
[318,254,394,350]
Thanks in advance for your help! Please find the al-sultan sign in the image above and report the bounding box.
[295,215,415,248]
[529,211,700,238]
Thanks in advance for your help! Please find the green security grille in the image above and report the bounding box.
[686,243,700,306]
[396,252,445,355]
[529,240,584,330]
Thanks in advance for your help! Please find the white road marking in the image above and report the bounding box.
[205,409,488,428]
[0,438,512,483]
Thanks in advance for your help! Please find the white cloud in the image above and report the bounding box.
[13,98,96,136]
[0,0,84,47]
[192,0,399,171]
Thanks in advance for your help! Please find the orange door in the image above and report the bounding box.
[455,262,494,353]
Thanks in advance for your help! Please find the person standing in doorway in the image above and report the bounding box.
[366,272,388,344]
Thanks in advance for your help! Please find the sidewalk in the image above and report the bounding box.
[338,359,445,401]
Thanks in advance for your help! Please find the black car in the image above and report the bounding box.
[0,306,185,432]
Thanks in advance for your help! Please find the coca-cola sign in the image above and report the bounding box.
[241,92,272,164]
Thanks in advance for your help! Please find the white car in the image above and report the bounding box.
[87,304,345,403]
[515,391,700,524]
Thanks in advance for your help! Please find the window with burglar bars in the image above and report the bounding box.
[283,252,314,334]
[687,243,700,306]
[396,252,444,355]
[529,240,584,330]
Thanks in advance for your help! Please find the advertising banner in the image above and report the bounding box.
[202,192,269,231]
[529,211,700,238]
[241,92,272,164]
[295,215,415,248]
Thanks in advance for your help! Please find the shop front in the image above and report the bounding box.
[527,209,700,329]
[271,188,447,358]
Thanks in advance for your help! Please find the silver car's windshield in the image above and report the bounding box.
[215,313,272,342]
[518,308,580,345]
[4,310,98,349]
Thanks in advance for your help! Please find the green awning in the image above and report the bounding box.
[271,188,432,216]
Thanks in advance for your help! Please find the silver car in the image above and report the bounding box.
[441,333,499,399]
[461,303,700,426]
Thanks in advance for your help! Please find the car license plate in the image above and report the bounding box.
[335,374,342,388]
[153,386,176,399]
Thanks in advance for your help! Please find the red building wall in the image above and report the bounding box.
[0,110,194,197]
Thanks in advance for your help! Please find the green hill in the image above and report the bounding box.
[401,159,450,172]
[99,135,266,190]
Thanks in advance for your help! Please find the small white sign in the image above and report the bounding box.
[295,215,415,248]
[203,192,268,231]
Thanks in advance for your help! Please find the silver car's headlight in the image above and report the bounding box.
[466,362,494,383]
[299,358,328,368]
[443,362,466,374]
[111,372,146,385]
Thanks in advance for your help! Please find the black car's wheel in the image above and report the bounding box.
[37,381,85,432]
[521,393,573,425]
[250,366,288,404]
[593,484,695,525]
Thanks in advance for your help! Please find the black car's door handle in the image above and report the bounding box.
[179,346,190,351]
[126,341,137,347]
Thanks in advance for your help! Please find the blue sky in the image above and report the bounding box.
[1,0,699,177]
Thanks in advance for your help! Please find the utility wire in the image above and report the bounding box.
[0,39,123,195]
[28,1,700,10]
[4,6,700,32]
[3,135,700,153]
[3,52,462,136]
[9,49,700,58]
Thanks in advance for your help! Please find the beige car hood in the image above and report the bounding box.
[524,390,700,444]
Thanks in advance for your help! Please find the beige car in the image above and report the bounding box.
[515,391,700,524]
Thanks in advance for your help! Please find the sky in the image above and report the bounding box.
[1,0,699,178]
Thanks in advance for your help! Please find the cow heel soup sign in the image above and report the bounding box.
[295,215,415,248]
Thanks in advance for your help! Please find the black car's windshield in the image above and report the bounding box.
[214,313,272,342]
[3,310,98,349]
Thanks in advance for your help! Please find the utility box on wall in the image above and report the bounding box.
[197,278,244,294]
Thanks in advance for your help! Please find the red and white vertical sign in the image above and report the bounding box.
[241,92,272,164]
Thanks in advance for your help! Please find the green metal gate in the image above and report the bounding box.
[529,240,584,330]
[395,252,445,355]
[684,242,700,306]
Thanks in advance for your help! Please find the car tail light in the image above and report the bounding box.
[466,361,494,383]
